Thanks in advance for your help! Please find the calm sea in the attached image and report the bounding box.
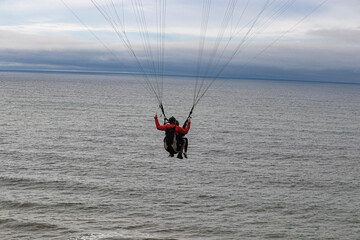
[0,71,359,240]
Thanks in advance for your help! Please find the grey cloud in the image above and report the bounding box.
[0,30,106,51]
[309,27,360,42]
[1,47,359,84]
[1,29,359,83]
[0,49,132,71]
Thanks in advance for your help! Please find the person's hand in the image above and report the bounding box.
[187,118,191,124]
[154,114,158,119]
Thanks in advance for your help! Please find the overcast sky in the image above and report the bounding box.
[0,0,359,82]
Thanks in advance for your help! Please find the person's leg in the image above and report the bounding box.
[167,146,175,157]
[183,138,188,158]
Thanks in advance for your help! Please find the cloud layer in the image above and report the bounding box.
[0,0,359,83]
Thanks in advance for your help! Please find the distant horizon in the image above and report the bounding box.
[1,68,359,86]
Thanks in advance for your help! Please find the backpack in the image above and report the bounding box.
[164,125,177,154]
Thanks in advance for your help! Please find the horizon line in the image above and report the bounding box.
[1,69,359,86]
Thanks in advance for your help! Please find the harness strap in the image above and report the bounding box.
[159,103,168,124]
[183,105,194,128]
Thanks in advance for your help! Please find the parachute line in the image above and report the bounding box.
[242,0,330,68]
[62,0,328,120]
[191,0,271,111]
[89,0,167,108]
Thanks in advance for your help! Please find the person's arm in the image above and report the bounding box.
[155,115,166,131]
[177,118,191,134]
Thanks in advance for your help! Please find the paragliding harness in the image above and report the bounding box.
[159,104,176,155]
[163,125,188,157]
[164,125,177,156]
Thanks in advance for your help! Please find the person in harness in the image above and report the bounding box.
[154,115,191,159]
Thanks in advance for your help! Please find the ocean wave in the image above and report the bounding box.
[0,199,43,209]
[0,217,63,231]
[73,231,176,240]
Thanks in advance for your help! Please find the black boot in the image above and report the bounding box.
[177,153,183,159]
[167,147,175,157]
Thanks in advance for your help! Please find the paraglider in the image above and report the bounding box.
[154,115,191,159]
[61,0,328,157]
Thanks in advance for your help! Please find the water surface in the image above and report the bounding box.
[0,72,359,239]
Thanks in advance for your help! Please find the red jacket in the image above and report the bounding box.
[155,118,190,135]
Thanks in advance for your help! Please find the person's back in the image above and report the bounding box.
[164,122,177,156]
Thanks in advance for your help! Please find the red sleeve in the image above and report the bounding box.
[155,118,166,131]
[176,122,190,135]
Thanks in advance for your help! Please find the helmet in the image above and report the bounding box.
[168,116,176,124]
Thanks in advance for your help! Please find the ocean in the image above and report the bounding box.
[0,71,359,240]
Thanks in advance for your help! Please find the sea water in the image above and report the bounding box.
[0,71,359,240]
